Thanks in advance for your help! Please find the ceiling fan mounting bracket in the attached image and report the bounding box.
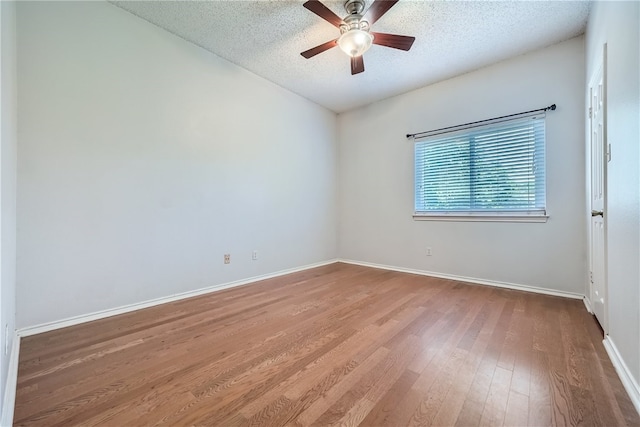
[344,0,366,15]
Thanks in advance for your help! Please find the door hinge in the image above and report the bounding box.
[588,107,592,119]
[607,143,612,162]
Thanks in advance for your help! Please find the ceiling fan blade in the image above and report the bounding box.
[363,0,399,25]
[303,0,343,27]
[371,32,415,51]
[301,39,338,59]
[351,56,365,75]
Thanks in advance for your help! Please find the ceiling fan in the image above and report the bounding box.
[301,0,415,75]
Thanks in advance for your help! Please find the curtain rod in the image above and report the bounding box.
[406,104,556,139]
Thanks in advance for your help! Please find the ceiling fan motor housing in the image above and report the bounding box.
[340,0,370,35]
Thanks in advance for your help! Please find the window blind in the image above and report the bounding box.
[414,113,546,216]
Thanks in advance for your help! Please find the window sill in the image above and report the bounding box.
[413,214,549,223]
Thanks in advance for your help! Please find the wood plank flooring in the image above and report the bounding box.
[14,263,640,426]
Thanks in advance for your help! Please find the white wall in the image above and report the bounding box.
[338,37,586,295]
[16,1,337,328]
[0,0,17,417]
[586,0,640,393]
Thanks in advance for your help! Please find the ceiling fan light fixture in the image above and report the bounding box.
[337,29,374,58]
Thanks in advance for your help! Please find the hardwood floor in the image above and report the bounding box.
[14,263,640,426]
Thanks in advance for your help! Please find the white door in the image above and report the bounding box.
[589,62,607,330]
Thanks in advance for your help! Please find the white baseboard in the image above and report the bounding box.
[1,332,20,427]
[18,259,338,337]
[338,259,584,300]
[583,296,593,313]
[603,336,640,415]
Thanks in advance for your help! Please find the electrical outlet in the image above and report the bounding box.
[224,254,230,264]
[252,250,258,261]
[426,247,432,256]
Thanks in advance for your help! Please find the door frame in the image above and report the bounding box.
[586,44,608,333]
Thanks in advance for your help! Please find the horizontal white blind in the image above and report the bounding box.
[414,114,546,215]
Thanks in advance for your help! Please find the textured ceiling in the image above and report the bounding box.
[110,0,591,113]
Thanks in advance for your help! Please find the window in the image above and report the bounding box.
[414,113,546,221]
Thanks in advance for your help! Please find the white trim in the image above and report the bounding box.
[338,259,584,300]
[603,336,640,415]
[583,296,593,314]
[1,332,19,427]
[413,214,548,223]
[18,259,337,337]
